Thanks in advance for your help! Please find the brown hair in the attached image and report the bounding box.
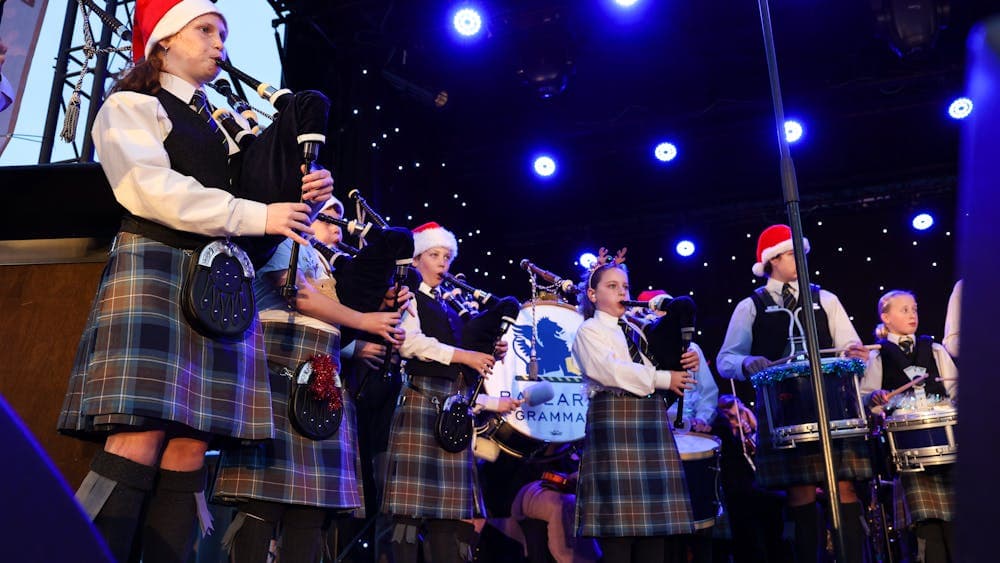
[874,289,916,340]
[111,47,167,95]
[579,263,627,319]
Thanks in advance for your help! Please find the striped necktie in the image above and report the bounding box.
[189,89,228,148]
[781,282,797,311]
[618,319,645,365]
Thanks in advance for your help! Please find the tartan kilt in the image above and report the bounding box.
[575,392,694,538]
[58,233,272,441]
[213,322,364,512]
[381,373,485,520]
[892,466,954,529]
[753,386,873,490]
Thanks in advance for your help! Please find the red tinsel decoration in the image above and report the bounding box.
[307,354,343,411]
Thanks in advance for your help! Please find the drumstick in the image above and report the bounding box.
[766,344,882,367]
[871,374,930,415]
[935,377,958,382]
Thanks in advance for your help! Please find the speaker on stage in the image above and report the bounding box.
[0,394,113,562]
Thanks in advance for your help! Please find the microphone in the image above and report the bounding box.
[521,381,555,407]
[519,259,580,296]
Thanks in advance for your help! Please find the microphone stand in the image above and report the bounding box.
[756,0,845,559]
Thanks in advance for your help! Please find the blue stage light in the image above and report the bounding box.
[784,120,804,143]
[614,0,641,7]
[675,240,696,257]
[654,141,678,163]
[948,97,973,120]
[452,7,483,38]
[912,213,935,231]
[579,252,599,269]
[533,155,557,178]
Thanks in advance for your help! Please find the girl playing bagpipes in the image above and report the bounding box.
[57,2,332,561]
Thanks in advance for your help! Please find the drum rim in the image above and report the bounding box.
[520,299,581,313]
[885,408,958,425]
[674,431,722,461]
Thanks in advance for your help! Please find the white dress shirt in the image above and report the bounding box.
[860,332,958,400]
[667,342,719,423]
[571,310,674,397]
[716,278,862,380]
[399,281,456,365]
[91,72,267,237]
[943,280,961,358]
[255,239,338,333]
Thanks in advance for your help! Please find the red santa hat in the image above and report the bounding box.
[752,224,809,277]
[132,0,224,62]
[636,289,669,302]
[412,222,458,259]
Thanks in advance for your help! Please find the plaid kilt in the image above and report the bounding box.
[892,466,954,529]
[381,373,485,520]
[213,322,364,511]
[753,387,872,490]
[58,233,272,441]
[575,392,694,538]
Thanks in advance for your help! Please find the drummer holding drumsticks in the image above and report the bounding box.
[716,225,871,563]
[861,290,957,563]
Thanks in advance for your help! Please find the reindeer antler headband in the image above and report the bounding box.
[586,247,628,288]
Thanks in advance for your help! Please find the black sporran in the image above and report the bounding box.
[288,356,344,441]
[435,394,473,453]
[181,240,256,339]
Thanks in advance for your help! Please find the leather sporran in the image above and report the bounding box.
[181,240,256,339]
[435,394,473,453]
[288,355,344,441]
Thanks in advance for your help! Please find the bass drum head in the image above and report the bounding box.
[485,301,588,450]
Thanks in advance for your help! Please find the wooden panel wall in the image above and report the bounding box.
[0,262,106,488]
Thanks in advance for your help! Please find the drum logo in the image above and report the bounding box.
[511,318,582,382]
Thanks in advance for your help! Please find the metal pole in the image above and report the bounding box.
[755,0,846,560]
[40,0,80,164]
[80,0,119,162]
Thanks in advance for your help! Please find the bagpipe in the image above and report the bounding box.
[623,294,697,424]
[208,58,332,278]
[310,191,414,399]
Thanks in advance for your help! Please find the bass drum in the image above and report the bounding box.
[479,301,587,461]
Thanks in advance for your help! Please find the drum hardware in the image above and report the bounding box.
[753,358,868,449]
[883,404,957,473]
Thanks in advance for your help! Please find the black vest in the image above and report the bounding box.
[119,89,234,249]
[750,283,833,361]
[876,336,947,396]
[406,289,465,382]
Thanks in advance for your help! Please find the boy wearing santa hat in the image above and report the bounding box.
[381,222,509,563]
[716,224,871,563]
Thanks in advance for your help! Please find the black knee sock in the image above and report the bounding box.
[80,450,157,563]
[279,506,327,563]
[389,516,420,563]
[916,520,952,563]
[789,503,821,563]
[598,536,634,563]
[140,466,207,563]
[839,502,864,563]
[226,501,285,563]
[425,519,475,563]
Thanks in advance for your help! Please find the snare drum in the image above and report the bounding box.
[752,357,868,448]
[884,403,957,472]
[478,301,587,460]
[675,432,723,530]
